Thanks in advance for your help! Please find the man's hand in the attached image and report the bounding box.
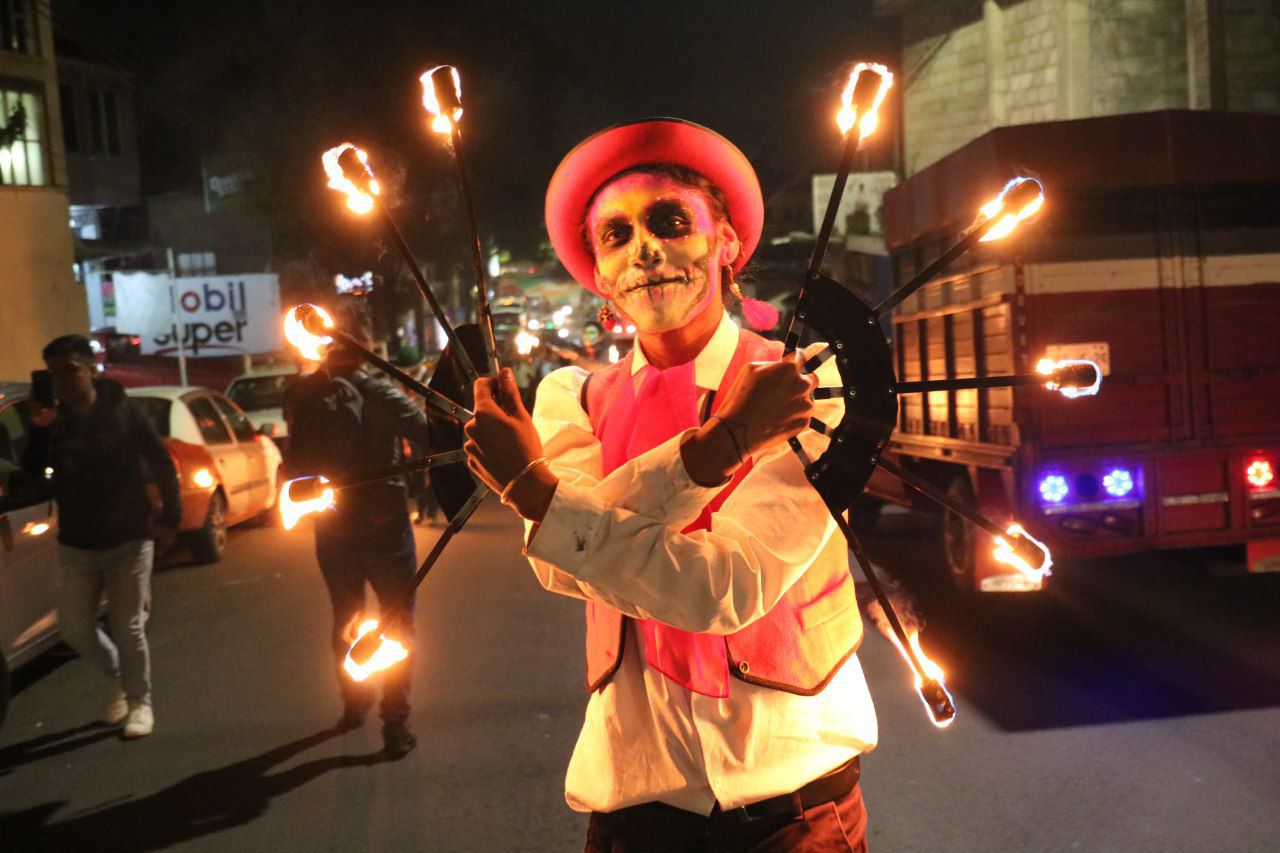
[712,354,818,451]
[463,368,558,521]
[152,524,178,554]
[681,354,817,487]
[28,401,56,428]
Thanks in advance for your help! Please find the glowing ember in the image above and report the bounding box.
[836,62,894,139]
[279,476,336,531]
[978,177,1045,242]
[420,65,463,135]
[322,143,381,214]
[284,304,335,362]
[343,619,409,682]
[993,522,1053,583]
[1035,357,1102,399]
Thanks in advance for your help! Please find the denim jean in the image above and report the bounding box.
[315,515,416,725]
[57,539,154,706]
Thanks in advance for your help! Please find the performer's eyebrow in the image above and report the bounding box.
[596,214,630,237]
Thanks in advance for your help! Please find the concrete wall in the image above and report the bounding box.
[0,189,89,379]
[887,0,1280,175]
[0,3,86,380]
[58,57,142,208]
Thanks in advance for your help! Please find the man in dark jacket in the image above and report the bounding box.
[283,297,432,758]
[23,334,181,739]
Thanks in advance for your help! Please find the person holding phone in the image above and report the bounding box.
[22,334,181,739]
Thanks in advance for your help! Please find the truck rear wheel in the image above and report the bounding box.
[942,475,978,592]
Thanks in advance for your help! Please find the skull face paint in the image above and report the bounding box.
[587,173,734,335]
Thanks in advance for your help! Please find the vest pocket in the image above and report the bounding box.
[797,576,857,631]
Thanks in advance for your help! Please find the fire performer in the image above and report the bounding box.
[283,297,431,757]
[463,120,875,849]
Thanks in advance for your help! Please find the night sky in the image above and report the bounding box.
[53,0,894,260]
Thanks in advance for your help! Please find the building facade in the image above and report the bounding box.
[0,0,87,379]
[876,0,1280,174]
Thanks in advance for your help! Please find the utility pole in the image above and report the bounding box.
[166,248,189,387]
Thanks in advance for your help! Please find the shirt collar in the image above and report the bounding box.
[630,311,740,390]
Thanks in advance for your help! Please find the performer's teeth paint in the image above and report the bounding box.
[588,173,734,334]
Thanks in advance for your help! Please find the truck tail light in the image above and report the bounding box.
[1039,474,1068,503]
[1103,467,1135,497]
[1247,458,1275,489]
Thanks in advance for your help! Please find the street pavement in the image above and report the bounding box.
[2,502,1278,851]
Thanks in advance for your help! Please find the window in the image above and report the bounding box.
[133,397,173,437]
[86,90,103,153]
[186,397,232,445]
[59,84,77,152]
[177,252,216,276]
[1,0,34,55]
[212,396,257,442]
[102,91,120,154]
[0,399,45,510]
[0,88,46,186]
[227,375,292,413]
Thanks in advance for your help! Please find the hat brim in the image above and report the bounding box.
[545,119,764,295]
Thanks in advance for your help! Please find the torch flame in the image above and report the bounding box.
[279,476,336,531]
[343,619,409,682]
[1035,357,1102,399]
[977,177,1045,242]
[884,628,955,728]
[322,143,380,214]
[284,304,335,362]
[421,65,463,135]
[836,62,894,139]
[992,522,1053,583]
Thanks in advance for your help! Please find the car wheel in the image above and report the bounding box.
[191,490,228,564]
[942,474,978,592]
[0,655,10,732]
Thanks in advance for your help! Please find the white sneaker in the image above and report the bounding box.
[123,703,154,739]
[103,686,129,726]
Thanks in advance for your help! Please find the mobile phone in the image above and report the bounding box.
[31,369,55,407]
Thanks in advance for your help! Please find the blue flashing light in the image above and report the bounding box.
[1103,468,1135,498]
[1039,474,1069,503]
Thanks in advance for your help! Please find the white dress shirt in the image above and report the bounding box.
[524,313,878,814]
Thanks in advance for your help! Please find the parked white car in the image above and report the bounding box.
[0,381,59,729]
[225,367,297,455]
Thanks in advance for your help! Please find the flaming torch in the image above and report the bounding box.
[783,62,892,356]
[279,450,468,530]
[321,143,480,384]
[283,304,473,423]
[343,486,489,680]
[874,176,1045,316]
[420,65,501,377]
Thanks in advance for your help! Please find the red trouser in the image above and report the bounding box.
[584,781,868,852]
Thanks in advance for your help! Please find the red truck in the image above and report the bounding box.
[867,110,1280,592]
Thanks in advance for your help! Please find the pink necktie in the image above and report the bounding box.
[598,360,732,698]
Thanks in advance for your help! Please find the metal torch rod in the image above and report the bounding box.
[787,439,932,682]
[332,330,474,422]
[874,454,1007,540]
[893,373,1047,394]
[449,123,501,377]
[373,485,489,632]
[330,449,468,491]
[872,217,998,317]
[833,508,933,681]
[783,130,865,356]
[373,198,482,384]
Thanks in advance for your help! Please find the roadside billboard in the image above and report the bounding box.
[108,272,283,357]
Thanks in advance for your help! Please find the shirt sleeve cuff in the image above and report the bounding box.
[523,481,608,574]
